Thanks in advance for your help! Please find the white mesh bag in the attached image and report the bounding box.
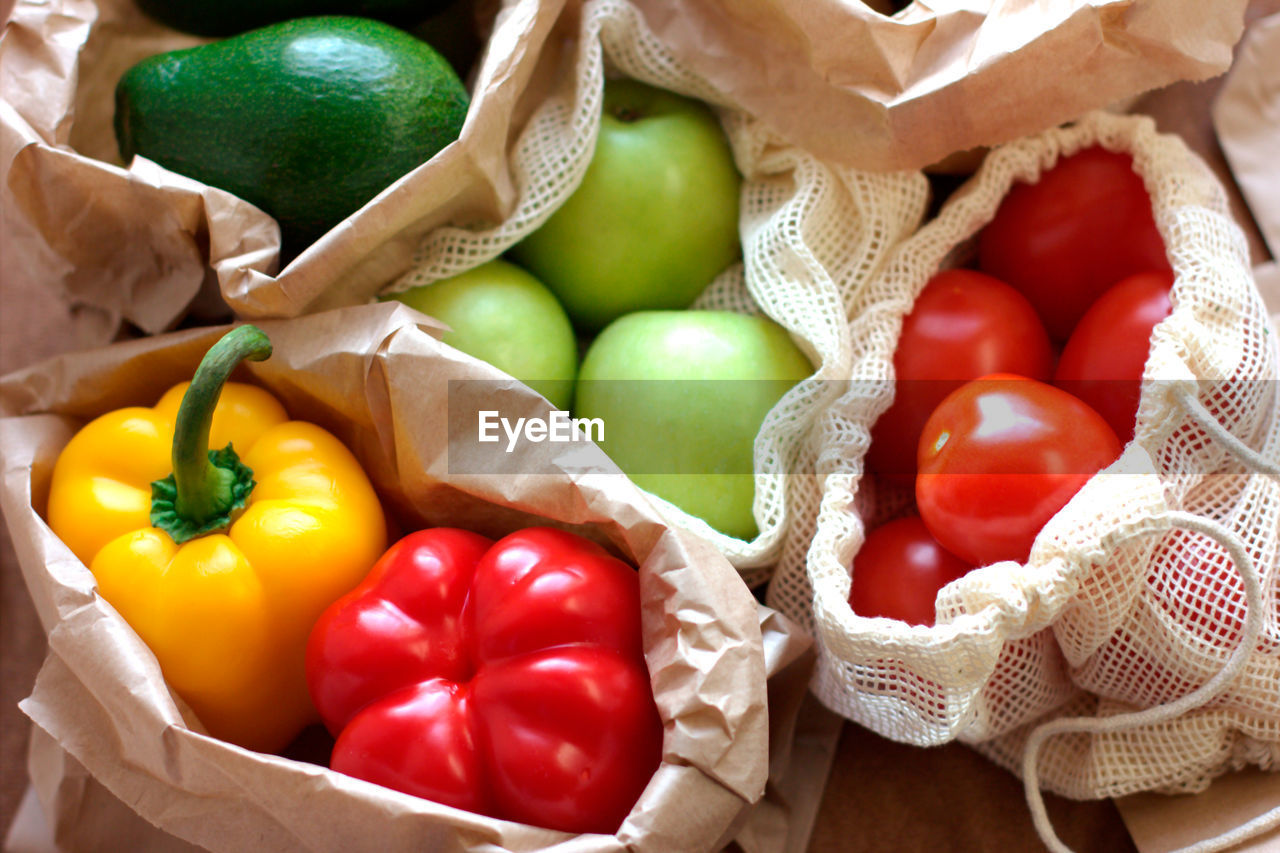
[384,0,929,577]
[764,111,1280,846]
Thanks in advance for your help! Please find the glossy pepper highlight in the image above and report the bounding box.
[47,326,387,753]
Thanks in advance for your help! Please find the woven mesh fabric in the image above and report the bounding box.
[387,0,929,578]
[765,111,1280,799]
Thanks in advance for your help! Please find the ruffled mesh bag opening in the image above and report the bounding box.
[766,113,1278,808]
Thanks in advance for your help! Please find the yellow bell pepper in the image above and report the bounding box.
[47,326,386,753]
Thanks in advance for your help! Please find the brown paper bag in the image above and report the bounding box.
[0,0,528,336]
[629,0,1251,172]
[9,623,822,853]
[0,302,813,853]
[9,686,843,853]
[1212,11,1280,261]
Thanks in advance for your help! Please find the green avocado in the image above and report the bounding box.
[114,16,469,257]
[133,0,453,38]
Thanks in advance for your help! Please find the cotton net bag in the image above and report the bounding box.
[380,0,929,578]
[763,111,1280,849]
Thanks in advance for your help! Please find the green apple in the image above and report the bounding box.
[574,310,813,540]
[387,259,578,409]
[509,78,742,332]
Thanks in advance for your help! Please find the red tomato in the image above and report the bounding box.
[867,269,1054,480]
[1148,529,1251,652]
[1053,270,1174,443]
[916,375,1122,566]
[1074,530,1262,708]
[1069,627,1200,711]
[849,516,974,626]
[978,147,1170,340]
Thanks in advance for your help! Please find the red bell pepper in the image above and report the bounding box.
[306,526,663,835]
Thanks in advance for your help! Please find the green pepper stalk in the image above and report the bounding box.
[150,325,272,543]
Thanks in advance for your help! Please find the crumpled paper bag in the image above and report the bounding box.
[0,301,813,853]
[1212,10,1280,261]
[1,0,1250,336]
[631,0,1250,171]
[0,0,526,336]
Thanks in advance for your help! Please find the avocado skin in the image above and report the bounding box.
[115,16,469,256]
[134,0,453,38]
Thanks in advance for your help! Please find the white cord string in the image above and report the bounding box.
[1174,386,1280,478]
[1021,510,1266,853]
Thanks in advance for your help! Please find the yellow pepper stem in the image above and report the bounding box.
[150,326,273,543]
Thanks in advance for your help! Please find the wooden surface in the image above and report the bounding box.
[0,2,1274,850]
